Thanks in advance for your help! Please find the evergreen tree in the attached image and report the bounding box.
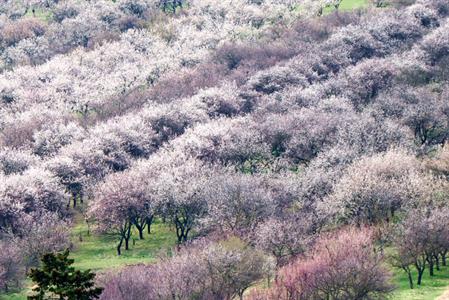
[28,249,103,300]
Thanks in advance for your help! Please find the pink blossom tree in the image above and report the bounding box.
[250,227,394,300]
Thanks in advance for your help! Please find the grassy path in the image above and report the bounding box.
[437,287,449,300]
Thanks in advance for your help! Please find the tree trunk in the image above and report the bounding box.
[122,221,132,250]
[132,217,148,240]
[434,254,440,271]
[133,220,145,240]
[415,261,425,286]
[124,222,132,250]
[175,218,184,243]
[441,251,447,266]
[417,269,424,285]
[137,226,144,240]
[425,254,431,271]
[184,228,190,242]
[180,228,189,242]
[176,228,188,243]
[146,216,153,234]
[407,271,414,289]
[86,219,90,236]
[239,291,244,300]
[176,226,183,243]
[125,236,130,250]
[117,238,123,256]
[403,266,413,289]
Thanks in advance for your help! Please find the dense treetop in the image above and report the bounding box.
[1,0,449,298]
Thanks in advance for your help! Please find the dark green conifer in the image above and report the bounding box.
[28,249,103,300]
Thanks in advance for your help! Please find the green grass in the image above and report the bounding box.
[2,217,449,300]
[0,280,31,300]
[0,293,27,300]
[24,8,52,22]
[322,0,369,14]
[294,0,369,14]
[70,216,177,271]
[0,213,177,299]
[391,265,449,300]
[340,0,369,10]
[244,263,449,300]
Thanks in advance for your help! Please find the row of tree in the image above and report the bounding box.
[391,208,449,288]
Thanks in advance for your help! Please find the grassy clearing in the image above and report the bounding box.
[340,0,369,10]
[296,0,368,14]
[0,280,31,300]
[323,0,368,14]
[70,216,177,271]
[24,8,52,22]
[391,265,449,300]
[0,213,177,300]
[2,219,449,300]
